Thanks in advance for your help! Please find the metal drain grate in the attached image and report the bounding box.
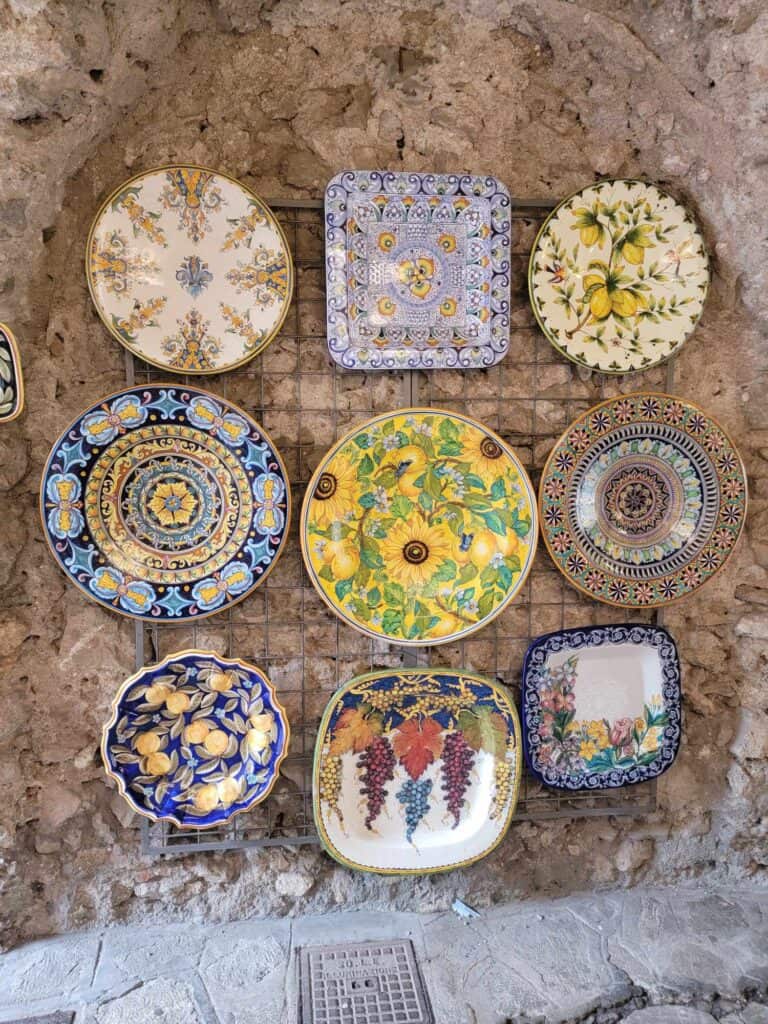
[298,939,434,1024]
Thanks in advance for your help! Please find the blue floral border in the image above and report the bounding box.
[325,170,511,370]
[521,624,682,790]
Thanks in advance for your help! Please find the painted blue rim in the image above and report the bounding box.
[521,624,682,791]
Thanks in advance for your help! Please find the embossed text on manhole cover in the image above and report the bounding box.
[298,939,433,1024]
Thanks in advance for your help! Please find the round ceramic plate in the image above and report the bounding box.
[529,179,709,373]
[539,393,747,607]
[41,384,290,621]
[102,650,289,829]
[86,165,293,372]
[314,668,521,874]
[301,408,537,645]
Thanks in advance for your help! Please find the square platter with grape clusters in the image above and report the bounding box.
[313,668,521,874]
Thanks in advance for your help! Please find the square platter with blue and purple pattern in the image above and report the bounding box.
[325,170,511,371]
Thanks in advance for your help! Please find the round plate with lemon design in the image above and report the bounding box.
[40,384,290,621]
[102,650,289,829]
[529,179,709,374]
[301,409,537,646]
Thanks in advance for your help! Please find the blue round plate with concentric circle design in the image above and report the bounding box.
[40,384,290,620]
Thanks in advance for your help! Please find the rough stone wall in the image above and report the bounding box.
[0,0,766,950]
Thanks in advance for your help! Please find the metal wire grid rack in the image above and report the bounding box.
[126,196,673,856]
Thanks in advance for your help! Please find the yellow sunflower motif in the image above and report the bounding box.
[462,429,509,485]
[148,481,197,526]
[380,515,452,589]
[310,454,358,529]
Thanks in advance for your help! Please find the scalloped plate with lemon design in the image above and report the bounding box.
[529,179,709,373]
[300,409,537,646]
[102,650,289,829]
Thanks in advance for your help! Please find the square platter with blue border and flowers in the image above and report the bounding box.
[521,624,681,790]
[325,170,511,370]
[40,384,290,621]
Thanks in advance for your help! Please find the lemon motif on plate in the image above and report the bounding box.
[529,179,709,373]
[301,409,537,646]
[102,649,289,829]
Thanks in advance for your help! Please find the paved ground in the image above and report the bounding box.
[0,887,766,1024]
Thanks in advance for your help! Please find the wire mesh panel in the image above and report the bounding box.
[132,197,667,856]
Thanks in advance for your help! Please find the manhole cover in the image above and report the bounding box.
[298,938,434,1024]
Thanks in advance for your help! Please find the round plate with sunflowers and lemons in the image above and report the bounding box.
[529,179,709,374]
[300,409,537,646]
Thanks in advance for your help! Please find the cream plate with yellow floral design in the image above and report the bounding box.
[529,179,709,373]
[87,165,293,372]
[102,650,289,829]
[522,624,681,790]
[300,409,537,646]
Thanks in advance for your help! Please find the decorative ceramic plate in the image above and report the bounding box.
[40,384,290,620]
[102,650,289,828]
[325,170,511,369]
[539,393,747,607]
[0,322,23,422]
[529,179,709,373]
[522,624,681,790]
[301,409,537,645]
[86,165,293,372]
[314,669,521,873]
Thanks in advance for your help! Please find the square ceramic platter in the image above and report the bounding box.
[314,669,521,874]
[522,624,681,790]
[325,170,511,370]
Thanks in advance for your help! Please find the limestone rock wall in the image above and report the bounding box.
[0,0,766,949]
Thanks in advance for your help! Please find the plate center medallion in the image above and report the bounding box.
[603,465,671,537]
[123,455,224,552]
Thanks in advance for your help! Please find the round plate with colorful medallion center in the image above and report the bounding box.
[539,394,747,607]
[300,408,537,645]
[86,165,293,373]
[529,179,709,373]
[41,384,290,620]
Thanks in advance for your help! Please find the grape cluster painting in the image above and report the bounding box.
[313,668,522,874]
